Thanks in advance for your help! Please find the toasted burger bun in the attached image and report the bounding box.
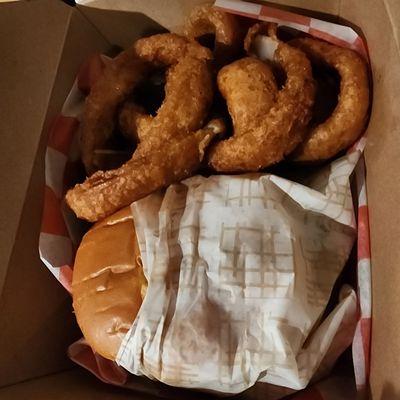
[72,206,147,361]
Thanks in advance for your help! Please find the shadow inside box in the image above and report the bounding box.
[123,373,296,400]
[124,374,219,399]
[119,348,356,399]
[380,383,400,400]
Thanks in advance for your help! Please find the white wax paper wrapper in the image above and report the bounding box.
[117,150,359,393]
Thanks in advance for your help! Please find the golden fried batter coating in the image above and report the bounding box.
[119,54,213,144]
[216,57,278,136]
[135,33,211,65]
[66,120,225,222]
[80,34,210,175]
[289,38,370,161]
[184,4,241,66]
[208,23,315,172]
[119,102,146,143]
[81,50,147,174]
[66,34,220,222]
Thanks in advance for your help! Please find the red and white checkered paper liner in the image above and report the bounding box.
[38,1,372,398]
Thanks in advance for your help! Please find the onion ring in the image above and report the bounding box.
[214,57,278,136]
[184,4,241,67]
[66,34,224,222]
[66,119,225,222]
[80,50,147,175]
[81,33,210,174]
[289,38,370,161]
[208,23,315,172]
[119,34,213,144]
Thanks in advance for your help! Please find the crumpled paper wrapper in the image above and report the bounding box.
[117,149,360,393]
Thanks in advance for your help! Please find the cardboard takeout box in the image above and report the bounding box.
[0,0,399,398]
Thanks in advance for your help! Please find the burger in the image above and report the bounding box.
[72,207,147,361]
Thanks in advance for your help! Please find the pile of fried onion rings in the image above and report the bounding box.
[66,5,370,222]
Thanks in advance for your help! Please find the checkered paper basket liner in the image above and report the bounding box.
[38,1,372,398]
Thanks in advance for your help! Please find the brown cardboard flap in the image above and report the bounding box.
[77,0,207,44]
[77,0,205,27]
[338,1,400,399]
[0,0,72,304]
[0,0,110,388]
[0,0,77,386]
[77,0,340,33]
[76,6,168,50]
[0,0,75,385]
[384,0,400,52]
